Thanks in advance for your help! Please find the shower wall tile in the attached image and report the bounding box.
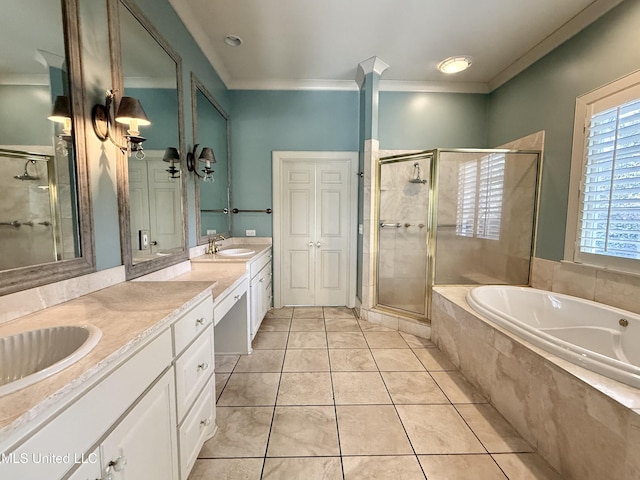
[398,318,431,339]
[531,258,556,290]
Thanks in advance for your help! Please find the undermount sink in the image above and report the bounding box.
[0,325,102,396]
[217,248,255,256]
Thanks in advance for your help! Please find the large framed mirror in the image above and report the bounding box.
[0,0,94,296]
[109,0,187,278]
[191,75,231,243]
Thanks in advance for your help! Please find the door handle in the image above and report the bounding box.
[316,241,321,248]
[308,241,314,247]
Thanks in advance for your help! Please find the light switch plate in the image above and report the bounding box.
[206,229,217,235]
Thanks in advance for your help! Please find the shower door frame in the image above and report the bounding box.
[374,148,543,322]
[374,151,435,321]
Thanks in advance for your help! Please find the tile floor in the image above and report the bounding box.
[189,307,564,480]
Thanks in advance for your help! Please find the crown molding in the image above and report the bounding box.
[228,78,359,91]
[355,56,390,89]
[488,0,626,91]
[379,80,490,94]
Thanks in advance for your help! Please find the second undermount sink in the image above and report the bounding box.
[0,325,102,397]
[217,248,255,256]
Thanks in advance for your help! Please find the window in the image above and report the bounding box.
[566,70,640,272]
[456,153,505,240]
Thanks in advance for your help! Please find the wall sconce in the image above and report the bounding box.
[91,90,150,159]
[48,95,72,156]
[163,147,180,179]
[186,144,216,182]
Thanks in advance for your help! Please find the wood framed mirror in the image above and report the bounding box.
[0,0,95,296]
[109,0,187,279]
[191,74,231,244]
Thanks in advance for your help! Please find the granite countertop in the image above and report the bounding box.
[0,252,261,448]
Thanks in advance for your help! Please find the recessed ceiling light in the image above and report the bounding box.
[224,35,243,47]
[437,56,473,74]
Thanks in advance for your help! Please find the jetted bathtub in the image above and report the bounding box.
[466,286,640,388]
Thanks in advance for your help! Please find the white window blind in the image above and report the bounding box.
[456,153,505,240]
[579,97,640,260]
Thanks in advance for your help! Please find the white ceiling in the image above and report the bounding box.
[170,0,625,93]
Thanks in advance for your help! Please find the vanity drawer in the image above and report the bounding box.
[214,277,248,325]
[178,377,215,480]
[249,250,272,278]
[173,295,213,356]
[175,326,214,421]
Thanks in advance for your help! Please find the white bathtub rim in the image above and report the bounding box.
[466,286,640,390]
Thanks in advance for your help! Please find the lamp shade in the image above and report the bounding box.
[198,147,216,164]
[48,96,70,123]
[115,97,151,126]
[163,147,180,163]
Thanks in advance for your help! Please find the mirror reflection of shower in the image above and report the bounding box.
[1,148,78,270]
[409,162,427,184]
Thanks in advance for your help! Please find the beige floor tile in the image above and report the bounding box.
[381,371,449,404]
[412,348,457,371]
[290,318,326,331]
[259,317,291,332]
[325,318,361,331]
[337,405,413,455]
[287,331,327,348]
[215,354,240,373]
[332,372,391,404]
[418,455,507,480]
[234,350,285,373]
[277,372,334,405]
[492,453,564,480]
[283,349,330,372]
[396,405,486,454]
[188,458,263,480]
[217,373,280,406]
[215,373,230,400]
[358,320,396,332]
[343,455,425,480]
[327,331,368,348]
[263,457,342,480]
[267,406,340,457]
[199,406,273,458]
[364,331,411,348]
[293,306,324,318]
[252,331,289,350]
[265,307,294,319]
[400,332,435,348]
[371,349,425,371]
[329,349,378,371]
[456,404,534,453]
[430,371,488,403]
[324,306,356,318]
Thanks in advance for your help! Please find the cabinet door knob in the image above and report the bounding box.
[234,294,241,301]
[308,241,313,247]
[195,318,205,326]
[316,241,321,247]
[200,418,211,427]
[105,455,127,478]
[197,362,209,371]
[259,277,264,283]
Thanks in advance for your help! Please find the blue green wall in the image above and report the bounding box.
[380,92,489,149]
[229,90,360,237]
[487,0,640,261]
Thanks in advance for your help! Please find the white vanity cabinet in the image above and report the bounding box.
[100,369,178,480]
[171,295,216,479]
[248,249,272,339]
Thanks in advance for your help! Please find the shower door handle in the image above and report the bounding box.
[380,223,402,228]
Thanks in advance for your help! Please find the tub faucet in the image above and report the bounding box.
[207,235,226,254]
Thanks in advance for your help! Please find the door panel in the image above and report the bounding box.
[276,153,356,307]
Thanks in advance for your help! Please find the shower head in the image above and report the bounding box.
[14,160,39,181]
[409,162,427,184]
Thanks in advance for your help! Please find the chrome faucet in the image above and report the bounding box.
[207,235,226,254]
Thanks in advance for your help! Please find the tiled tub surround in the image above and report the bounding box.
[192,306,563,480]
[431,286,640,480]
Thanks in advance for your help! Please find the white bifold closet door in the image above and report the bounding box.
[274,152,357,307]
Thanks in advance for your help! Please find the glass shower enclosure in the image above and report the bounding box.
[375,149,541,320]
